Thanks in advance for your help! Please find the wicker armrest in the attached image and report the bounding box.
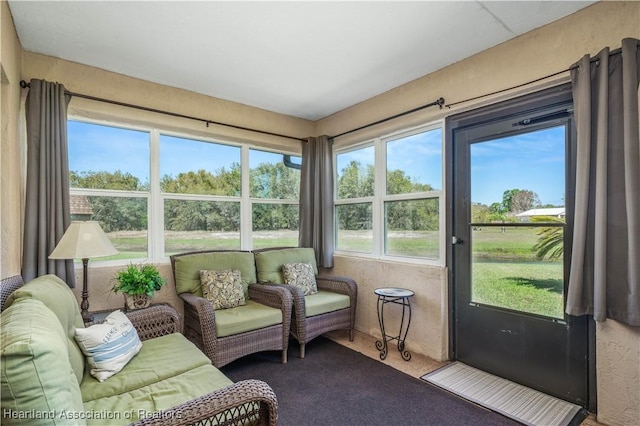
[129,379,278,426]
[263,283,305,320]
[316,275,357,298]
[85,305,181,341]
[180,292,217,330]
[179,292,218,359]
[248,283,293,311]
[125,305,182,341]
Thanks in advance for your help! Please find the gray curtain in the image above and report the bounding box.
[298,135,334,267]
[566,38,640,326]
[22,79,75,286]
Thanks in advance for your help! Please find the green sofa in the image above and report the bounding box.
[1,274,277,426]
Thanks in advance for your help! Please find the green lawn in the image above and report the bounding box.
[472,260,564,318]
[103,227,564,318]
[471,227,564,318]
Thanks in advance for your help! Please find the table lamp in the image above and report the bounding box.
[49,221,118,322]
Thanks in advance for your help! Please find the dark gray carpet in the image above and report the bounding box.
[221,337,521,426]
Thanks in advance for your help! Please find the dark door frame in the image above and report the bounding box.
[444,84,597,412]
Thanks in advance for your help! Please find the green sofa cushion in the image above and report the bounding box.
[5,274,85,384]
[1,298,86,425]
[83,364,232,425]
[81,333,211,402]
[254,248,318,284]
[173,251,256,298]
[305,290,351,317]
[215,300,282,338]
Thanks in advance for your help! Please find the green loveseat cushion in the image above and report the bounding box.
[1,298,86,425]
[304,290,351,317]
[5,274,85,384]
[215,300,282,338]
[81,333,211,402]
[254,247,318,284]
[83,364,232,425]
[173,251,256,298]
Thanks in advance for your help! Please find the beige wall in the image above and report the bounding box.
[317,2,640,425]
[1,1,639,425]
[327,256,448,361]
[1,0,23,279]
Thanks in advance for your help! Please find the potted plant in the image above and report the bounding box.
[112,263,167,310]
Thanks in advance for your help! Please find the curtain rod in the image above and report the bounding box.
[327,49,618,139]
[330,97,445,139]
[19,80,307,143]
[444,49,618,109]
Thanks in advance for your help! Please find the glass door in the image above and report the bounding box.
[449,86,589,406]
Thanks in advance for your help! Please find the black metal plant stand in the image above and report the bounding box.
[375,287,414,361]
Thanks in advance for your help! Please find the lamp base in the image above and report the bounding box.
[80,258,93,324]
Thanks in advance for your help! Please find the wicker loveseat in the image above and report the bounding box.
[0,274,277,426]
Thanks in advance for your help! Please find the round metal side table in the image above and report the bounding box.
[374,287,414,361]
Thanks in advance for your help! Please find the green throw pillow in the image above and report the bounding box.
[282,263,318,296]
[200,269,246,309]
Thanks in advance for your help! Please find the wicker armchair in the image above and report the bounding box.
[171,250,293,368]
[253,247,357,358]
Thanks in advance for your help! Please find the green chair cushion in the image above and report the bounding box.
[215,300,283,338]
[5,274,85,384]
[83,364,232,425]
[305,290,351,317]
[81,333,211,402]
[173,251,256,298]
[254,248,318,284]
[1,298,86,425]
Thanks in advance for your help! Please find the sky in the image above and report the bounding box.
[68,121,565,207]
[67,121,296,187]
[470,125,565,207]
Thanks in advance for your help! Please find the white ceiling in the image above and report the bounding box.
[8,1,595,121]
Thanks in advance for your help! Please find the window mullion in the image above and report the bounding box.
[149,129,163,261]
[373,137,385,256]
[241,145,252,250]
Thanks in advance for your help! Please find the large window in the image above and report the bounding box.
[250,149,300,249]
[335,145,374,252]
[68,121,150,261]
[160,135,242,254]
[68,120,300,263]
[334,123,443,263]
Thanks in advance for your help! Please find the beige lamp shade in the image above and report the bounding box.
[49,221,118,260]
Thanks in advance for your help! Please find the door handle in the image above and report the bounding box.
[452,236,464,245]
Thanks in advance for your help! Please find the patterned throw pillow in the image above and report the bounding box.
[74,310,142,382]
[200,269,246,310]
[282,263,318,296]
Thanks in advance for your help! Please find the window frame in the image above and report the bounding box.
[334,120,445,265]
[67,117,301,265]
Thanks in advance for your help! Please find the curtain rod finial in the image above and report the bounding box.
[20,80,30,89]
[437,97,445,109]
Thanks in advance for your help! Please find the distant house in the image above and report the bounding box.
[70,195,94,221]
[516,208,565,223]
